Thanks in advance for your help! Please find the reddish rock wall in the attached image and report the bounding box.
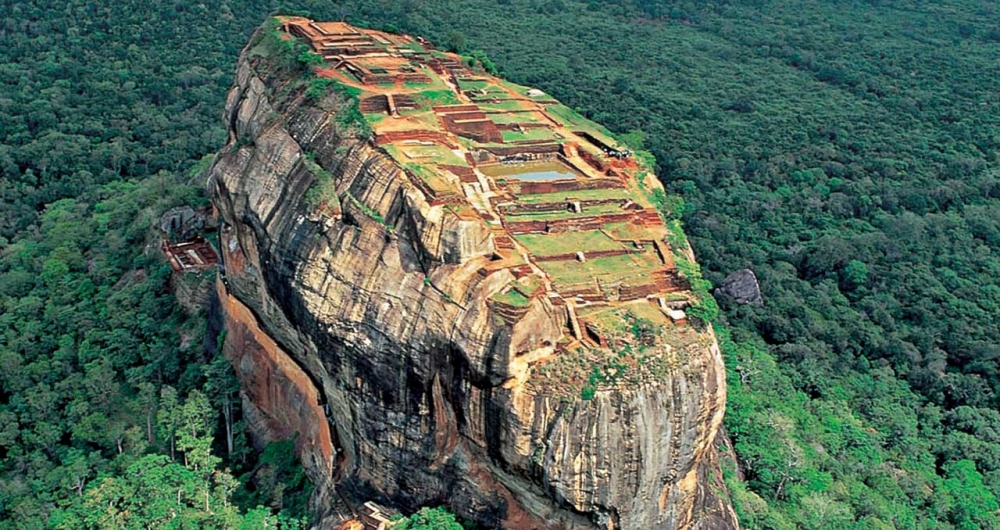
[217,280,334,484]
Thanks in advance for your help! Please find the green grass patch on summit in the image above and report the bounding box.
[515,230,624,257]
[492,287,531,307]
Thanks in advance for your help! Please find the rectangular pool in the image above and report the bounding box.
[480,161,579,182]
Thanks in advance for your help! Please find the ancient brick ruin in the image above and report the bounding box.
[160,236,218,273]
[279,16,694,353]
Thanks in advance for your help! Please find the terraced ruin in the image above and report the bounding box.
[279,17,704,395]
[208,18,734,527]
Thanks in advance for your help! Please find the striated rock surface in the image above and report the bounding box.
[209,20,738,530]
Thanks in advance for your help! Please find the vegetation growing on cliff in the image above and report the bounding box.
[256,16,323,74]
[674,255,720,325]
[643,147,719,327]
[533,307,700,399]
[345,191,391,228]
[306,78,371,137]
[391,506,465,529]
[251,17,372,138]
[302,152,340,213]
[233,438,313,519]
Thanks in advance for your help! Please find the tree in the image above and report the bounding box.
[446,31,467,53]
[236,438,312,517]
[176,390,218,473]
[393,506,463,529]
[943,460,1000,529]
[203,334,241,458]
[64,454,247,529]
[157,386,181,461]
[840,260,869,290]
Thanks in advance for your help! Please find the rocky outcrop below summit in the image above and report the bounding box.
[208,22,738,530]
[714,269,763,307]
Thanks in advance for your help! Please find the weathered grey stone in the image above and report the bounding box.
[714,269,763,306]
[160,205,206,241]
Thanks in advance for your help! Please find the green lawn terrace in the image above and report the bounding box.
[516,230,630,257]
[540,104,625,155]
[493,179,665,236]
[409,89,462,107]
[489,274,544,311]
[473,99,534,112]
[487,164,690,355]
[486,110,548,126]
[500,201,628,222]
[516,187,632,204]
[457,76,508,97]
[542,252,667,291]
[383,143,467,167]
[496,80,558,102]
[500,128,560,144]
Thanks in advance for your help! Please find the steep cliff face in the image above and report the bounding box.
[209,21,738,530]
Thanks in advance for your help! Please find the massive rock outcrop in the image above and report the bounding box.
[209,20,738,530]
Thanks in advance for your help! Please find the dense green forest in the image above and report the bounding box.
[0,2,317,527]
[2,0,999,528]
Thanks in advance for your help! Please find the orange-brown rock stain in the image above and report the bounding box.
[217,279,334,479]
